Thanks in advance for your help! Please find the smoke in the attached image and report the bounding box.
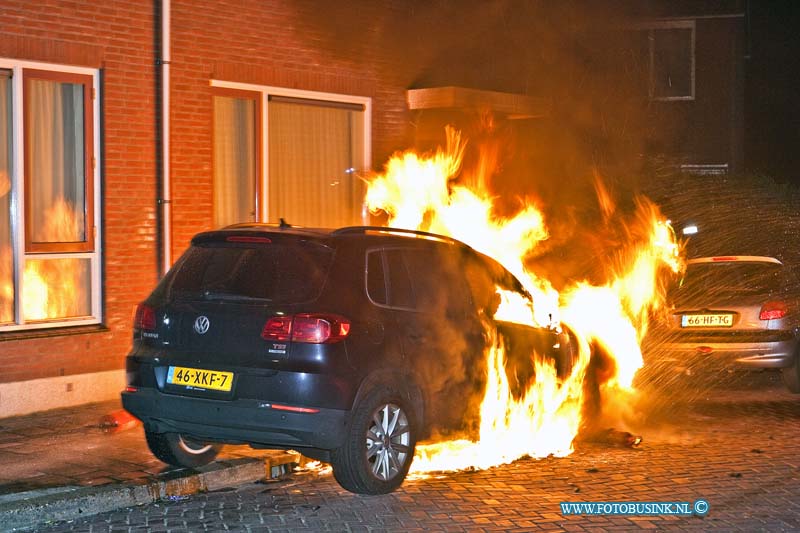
[295,0,706,445]
[290,0,668,295]
[399,250,478,440]
[291,0,649,173]
[391,240,569,442]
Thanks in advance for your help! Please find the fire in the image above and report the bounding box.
[367,129,559,328]
[25,200,86,321]
[0,199,86,323]
[364,127,681,474]
[410,325,590,473]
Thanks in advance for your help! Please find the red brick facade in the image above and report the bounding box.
[168,0,412,254]
[0,0,416,394]
[0,1,157,386]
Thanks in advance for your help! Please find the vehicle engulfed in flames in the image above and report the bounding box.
[122,222,576,494]
[123,126,683,494]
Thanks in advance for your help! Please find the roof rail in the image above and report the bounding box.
[332,226,467,247]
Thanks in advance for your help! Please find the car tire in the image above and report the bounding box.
[781,353,800,393]
[331,386,416,495]
[145,430,221,468]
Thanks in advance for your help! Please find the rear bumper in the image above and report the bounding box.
[648,337,799,369]
[122,388,349,451]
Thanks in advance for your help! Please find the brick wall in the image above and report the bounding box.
[0,1,157,384]
[168,0,416,255]
[0,0,419,386]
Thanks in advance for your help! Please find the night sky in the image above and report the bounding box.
[745,0,800,185]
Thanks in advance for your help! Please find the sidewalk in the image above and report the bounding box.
[0,399,300,531]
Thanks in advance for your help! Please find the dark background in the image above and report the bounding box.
[745,0,800,186]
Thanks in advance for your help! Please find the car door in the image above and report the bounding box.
[394,245,484,433]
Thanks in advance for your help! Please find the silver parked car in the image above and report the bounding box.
[649,256,800,392]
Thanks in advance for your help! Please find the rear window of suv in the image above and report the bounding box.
[167,241,334,303]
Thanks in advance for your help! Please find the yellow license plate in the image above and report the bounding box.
[681,314,734,328]
[167,366,234,392]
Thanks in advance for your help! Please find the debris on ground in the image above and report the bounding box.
[580,428,643,448]
[98,409,140,433]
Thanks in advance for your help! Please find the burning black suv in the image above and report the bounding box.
[122,224,572,494]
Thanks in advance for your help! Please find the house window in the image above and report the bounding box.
[210,81,371,228]
[267,96,366,227]
[0,62,101,331]
[212,88,260,227]
[646,21,695,100]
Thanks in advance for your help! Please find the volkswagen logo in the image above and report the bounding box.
[193,315,210,335]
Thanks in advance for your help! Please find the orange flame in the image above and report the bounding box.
[25,201,85,321]
[0,199,86,324]
[365,127,681,474]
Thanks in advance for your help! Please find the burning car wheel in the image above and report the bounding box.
[331,387,416,494]
[145,430,221,468]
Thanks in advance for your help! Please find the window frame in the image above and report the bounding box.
[365,247,417,311]
[0,59,102,332]
[23,68,95,253]
[211,87,262,226]
[209,79,371,223]
[645,20,696,102]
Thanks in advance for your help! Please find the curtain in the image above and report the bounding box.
[268,101,364,228]
[27,78,85,243]
[0,72,12,323]
[213,95,256,227]
[23,77,89,321]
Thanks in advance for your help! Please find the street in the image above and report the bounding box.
[37,369,800,532]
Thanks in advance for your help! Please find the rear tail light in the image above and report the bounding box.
[760,301,788,320]
[261,313,351,344]
[134,303,156,330]
[261,315,293,341]
[293,314,351,343]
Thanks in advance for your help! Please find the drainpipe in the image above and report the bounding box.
[159,0,172,275]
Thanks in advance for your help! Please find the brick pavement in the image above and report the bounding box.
[0,400,283,496]
[0,399,299,531]
[24,369,800,532]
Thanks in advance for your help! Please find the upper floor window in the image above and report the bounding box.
[646,21,695,101]
[0,61,101,332]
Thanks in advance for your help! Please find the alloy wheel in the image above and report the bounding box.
[365,403,411,481]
